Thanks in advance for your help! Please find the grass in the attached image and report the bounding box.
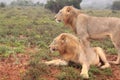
[89,66,112,80]
[0,6,120,80]
[56,67,81,80]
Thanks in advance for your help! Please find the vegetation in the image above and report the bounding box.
[45,0,82,13]
[11,0,34,6]
[0,2,6,8]
[0,6,120,80]
[112,1,120,10]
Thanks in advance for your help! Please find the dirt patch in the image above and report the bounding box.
[106,55,120,80]
[0,54,120,80]
[91,54,120,80]
[42,67,60,80]
[0,54,30,80]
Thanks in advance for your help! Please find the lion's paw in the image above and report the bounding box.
[100,63,110,69]
[80,73,89,79]
[44,61,51,65]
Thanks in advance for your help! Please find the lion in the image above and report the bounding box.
[45,33,110,79]
[54,6,120,64]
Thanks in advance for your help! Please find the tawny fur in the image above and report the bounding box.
[45,33,110,79]
[55,6,120,64]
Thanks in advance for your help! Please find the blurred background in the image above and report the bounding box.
[0,0,120,12]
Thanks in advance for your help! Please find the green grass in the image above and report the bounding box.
[56,67,81,80]
[0,6,69,57]
[0,7,119,80]
[89,66,112,80]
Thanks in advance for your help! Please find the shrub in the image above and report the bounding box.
[45,0,82,13]
[0,2,6,8]
[112,1,120,10]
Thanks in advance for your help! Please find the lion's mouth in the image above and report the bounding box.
[52,48,56,51]
[55,19,61,23]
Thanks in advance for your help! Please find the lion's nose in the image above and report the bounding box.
[52,48,56,51]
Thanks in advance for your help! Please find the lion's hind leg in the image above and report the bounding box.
[110,34,120,64]
[94,47,110,69]
[44,59,68,66]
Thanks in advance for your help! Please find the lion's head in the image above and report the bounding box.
[49,33,80,54]
[55,6,80,25]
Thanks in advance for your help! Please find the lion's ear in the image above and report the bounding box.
[61,34,66,42]
[66,6,73,12]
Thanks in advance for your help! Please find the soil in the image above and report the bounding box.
[0,54,120,80]
[0,54,30,80]
[105,54,120,80]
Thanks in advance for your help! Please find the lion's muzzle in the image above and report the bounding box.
[49,45,57,53]
[54,16,61,23]
[55,19,61,23]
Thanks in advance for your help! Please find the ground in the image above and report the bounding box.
[0,54,120,80]
[0,54,29,80]
[106,55,120,80]
[0,7,120,80]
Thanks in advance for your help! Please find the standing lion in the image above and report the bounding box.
[55,6,120,64]
[45,33,110,79]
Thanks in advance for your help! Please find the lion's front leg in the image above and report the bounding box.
[44,59,68,66]
[80,64,89,79]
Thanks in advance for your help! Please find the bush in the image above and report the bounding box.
[0,2,6,8]
[45,0,82,13]
[112,1,120,10]
[10,0,34,6]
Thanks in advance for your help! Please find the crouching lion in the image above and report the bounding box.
[45,33,110,79]
[55,6,120,64]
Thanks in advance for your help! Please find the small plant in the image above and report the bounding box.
[0,45,13,57]
[56,67,80,80]
[23,62,50,80]
[14,47,25,53]
[89,66,112,80]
